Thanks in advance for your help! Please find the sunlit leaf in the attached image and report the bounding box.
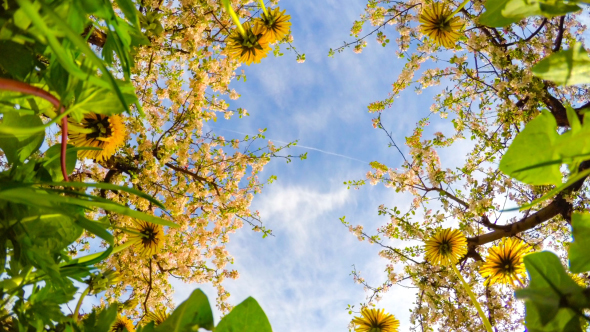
[499,110,562,185]
[516,252,588,327]
[154,289,214,331]
[215,297,272,332]
[0,112,44,164]
[569,213,590,273]
[533,42,590,86]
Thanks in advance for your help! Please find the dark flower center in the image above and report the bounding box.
[141,224,158,245]
[84,114,112,140]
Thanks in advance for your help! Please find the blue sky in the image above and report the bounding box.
[170,0,463,331]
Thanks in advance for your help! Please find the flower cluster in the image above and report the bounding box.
[225,0,291,65]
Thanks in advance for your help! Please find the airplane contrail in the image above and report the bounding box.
[208,126,369,164]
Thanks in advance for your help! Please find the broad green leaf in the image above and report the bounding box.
[479,0,520,27]
[522,304,581,332]
[499,111,562,185]
[83,305,118,332]
[569,213,590,273]
[503,0,580,18]
[0,234,5,275]
[115,0,140,27]
[533,43,590,86]
[28,283,78,323]
[78,0,102,14]
[516,252,588,325]
[136,322,156,332]
[154,289,214,332]
[41,144,78,182]
[566,105,582,134]
[23,213,82,253]
[0,112,44,164]
[215,297,272,332]
[0,40,36,80]
[480,0,580,27]
[17,0,134,116]
[69,84,126,116]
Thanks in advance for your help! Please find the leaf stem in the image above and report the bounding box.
[451,264,494,332]
[0,78,69,181]
[73,286,90,323]
[222,0,246,37]
[257,0,268,16]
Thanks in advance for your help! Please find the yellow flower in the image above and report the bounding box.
[128,221,165,257]
[111,316,135,332]
[479,237,531,286]
[419,2,463,49]
[255,7,291,43]
[352,308,399,332]
[424,228,468,265]
[226,22,271,65]
[570,273,586,287]
[145,308,169,325]
[68,113,125,162]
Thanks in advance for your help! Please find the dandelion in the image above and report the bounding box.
[423,229,493,331]
[226,22,271,65]
[145,308,169,326]
[223,0,270,65]
[479,237,532,286]
[127,221,165,257]
[351,308,400,332]
[255,6,291,43]
[111,316,135,332]
[424,228,468,266]
[68,113,125,162]
[419,2,464,48]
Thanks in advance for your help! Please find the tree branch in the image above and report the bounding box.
[467,195,570,246]
[553,16,566,52]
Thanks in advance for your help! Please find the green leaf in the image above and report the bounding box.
[480,0,580,27]
[154,289,214,332]
[22,213,82,253]
[69,84,126,116]
[499,110,562,185]
[369,161,389,172]
[516,252,587,326]
[0,40,36,80]
[41,144,78,182]
[76,216,113,244]
[504,0,580,18]
[522,305,581,332]
[136,322,156,332]
[566,105,582,134]
[533,42,590,86]
[215,297,272,332]
[505,167,590,212]
[479,0,520,27]
[0,187,177,227]
[0,112,44,164]
[83,304,118,332]
[40,181,166,210]
[569,213,590,273]
[27,283,77,324]
[115,0,140,27]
